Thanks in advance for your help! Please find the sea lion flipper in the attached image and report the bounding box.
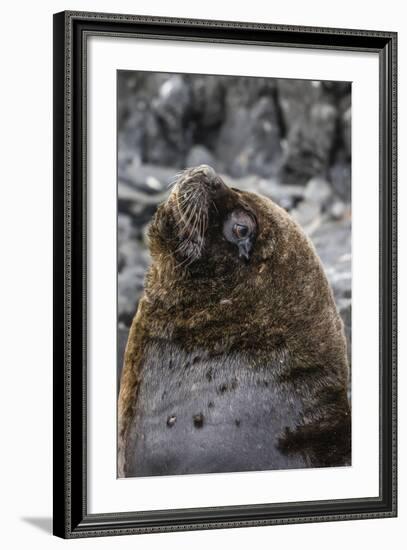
[117,303,147,477]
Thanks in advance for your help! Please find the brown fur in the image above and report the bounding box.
[118,166,350,476]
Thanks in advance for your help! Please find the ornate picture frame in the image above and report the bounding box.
[53,11,397,538]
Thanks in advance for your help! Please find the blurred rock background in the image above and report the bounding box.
[117,71,351,387]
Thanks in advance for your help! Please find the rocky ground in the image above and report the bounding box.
[117,73,351,385]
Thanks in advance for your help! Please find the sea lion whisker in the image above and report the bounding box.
[175,202,195,228]
[167,169,188,188]
[176,192,194,209]
[176,221,199,254]
[175,219,199,252]
[174,208,204,259]
[188,207,203,236]
[202,216,208,243]
[176,194,198,225]
[181,201,202,232]
[178,187,202,210]
[197,210,205,243]
[174,249,197,269]
[178,204,198,233]
[177,188,195,203]
[177,196,192,209]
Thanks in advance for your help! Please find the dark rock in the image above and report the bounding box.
[321,81,352,101]
[117,72,351,190]
[119,238,144,272]
[291,200,321,230]
[313,219,350,270]
[279,102,338,185]
[329,161,351,203]
[118,135,142,173]
[329,200,348,221]
[224,76,276,112]
[118,214,138,272]
[304,177,332,207]
[189,75,225,132]
[221,174,304,211]
[216,96,281,178]
[117,172,170,229]
[342,107,352,159]
[259,180,305,211]
[243,97,282,177]
[276,79,339,185]
[118,260,149,327]
[186,145,218,169]
[216,107,252,176]
[215,76,281,177]
[276,79,323,131]
[121,163,175,192]
[118,71,168,125]
[118,213,135,244]
[120,106,149,159]
[312,218,351,365]
[117,182,152,225]
[144,75,193,167]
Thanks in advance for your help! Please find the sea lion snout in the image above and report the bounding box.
[175,164,226,197]
[196,163,216,180]
[196,164,226,193]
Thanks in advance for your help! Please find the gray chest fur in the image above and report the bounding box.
[124,340,309,477]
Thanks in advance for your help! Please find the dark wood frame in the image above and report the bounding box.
[53,10,397,539]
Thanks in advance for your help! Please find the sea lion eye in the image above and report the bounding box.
[233,223,249,240]
[223,209,257,261]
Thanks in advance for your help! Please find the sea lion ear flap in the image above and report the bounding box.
[237,237,254,261]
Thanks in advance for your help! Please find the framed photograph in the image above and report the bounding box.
[53,11,397,538]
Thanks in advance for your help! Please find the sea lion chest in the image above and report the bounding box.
[124,339,308,476]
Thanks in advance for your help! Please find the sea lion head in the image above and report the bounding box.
[148,164,282,277]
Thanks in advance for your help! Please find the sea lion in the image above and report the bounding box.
[118,164,351,477]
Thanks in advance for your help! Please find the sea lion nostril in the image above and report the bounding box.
[198,166,225,194]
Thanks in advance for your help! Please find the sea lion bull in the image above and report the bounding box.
[118,164,351,477]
